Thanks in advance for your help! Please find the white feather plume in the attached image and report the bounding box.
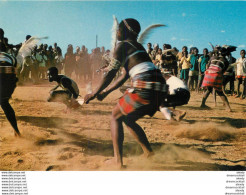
[138,24,165,45]
[209,42,214,51]
[17,36,48,65]
[110,15,119,56]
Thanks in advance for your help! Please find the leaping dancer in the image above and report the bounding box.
[84,18,167,168]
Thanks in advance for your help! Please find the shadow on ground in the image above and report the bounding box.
[13,116,245,171]
[17,116,78,129]
[209,117,246,128]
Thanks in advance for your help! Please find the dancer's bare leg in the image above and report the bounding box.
[111,105,153,168]
[217,91,232,112]
[200,87,212,108]
[213,88,217,107]
[1,101,21,137]
[123,113,153,158]
[110,105,125,167]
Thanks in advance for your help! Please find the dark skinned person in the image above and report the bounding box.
[201,47,232,112]
[0,42,21,136]
[47,67,80,111]
[84,18,167,168]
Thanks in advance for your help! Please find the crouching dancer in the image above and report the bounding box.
[84,18,167,168]
[160,73,190,121]
[47,67,80,110]
[0,42,21,136]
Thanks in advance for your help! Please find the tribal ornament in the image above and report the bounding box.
[16,36,48,69]
[123,19,138,35]
[107,58,121,71]
[138,24,165,45]
[110,15,119,56]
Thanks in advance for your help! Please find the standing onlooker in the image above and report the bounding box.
[75,46,81,81]
[223,52,236,95]
[81,46,91,82]
[188,47,199,91]
[53,42,58,58]
[162,44,178,76]
[198,48,210,91]
[54,47,64,74]
[154,48,163,69]
[177,46,187,75]
[37,45,48,80]
[64,44,76,78]
[235,49,246,99]
[150,43,159,62]
[146,43,153,59]
[30,45,39,84]
[90,47,102,80]
[180,47,190,85]
[46,45,55,69]
[90,48,97,80]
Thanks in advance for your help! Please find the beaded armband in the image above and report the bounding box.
[107,58,122,71]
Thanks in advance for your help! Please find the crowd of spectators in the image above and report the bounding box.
[1,27,245,99]
[147,42,246,99]
[21,43,110,85]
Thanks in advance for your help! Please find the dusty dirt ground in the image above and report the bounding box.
[0,82,245,171]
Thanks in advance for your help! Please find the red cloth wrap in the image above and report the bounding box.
[201,66,223,91]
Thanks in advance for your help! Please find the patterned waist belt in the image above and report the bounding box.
[132,80,168,92]
[206,70,220,74]
[0,66,17,74]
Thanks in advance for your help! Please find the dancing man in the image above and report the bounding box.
[47,67,80,110]
[160,72,190,121]
[0,42,21,136]
[200,47,232,111]
[84,18,167,168]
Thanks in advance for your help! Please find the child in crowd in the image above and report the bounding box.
[179,46,190,85]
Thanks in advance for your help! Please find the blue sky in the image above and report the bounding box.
[0,1,245,58]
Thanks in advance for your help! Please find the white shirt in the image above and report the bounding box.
[236,57,246,76]
[166,75,189,95]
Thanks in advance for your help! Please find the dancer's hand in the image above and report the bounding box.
[84,93,96,104]
[97,91,109,101]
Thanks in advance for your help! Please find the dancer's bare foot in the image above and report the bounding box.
[172,111,186,121]
[70,100,81,109]
[104,158,126,169]
[200,104,211,109]
[65,106,71,114]
[226,108,232,112]
[14,132,21,137]
[142,151,154,158]
[176,111,186,121]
